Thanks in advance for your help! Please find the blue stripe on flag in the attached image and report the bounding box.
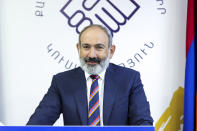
[183,39,195,131]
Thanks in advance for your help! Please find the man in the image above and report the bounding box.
[27,24,153,126]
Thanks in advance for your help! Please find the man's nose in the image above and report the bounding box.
[88,48,97,58]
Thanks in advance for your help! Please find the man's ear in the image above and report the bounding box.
[76,43,80,54]
[110,45,116,59]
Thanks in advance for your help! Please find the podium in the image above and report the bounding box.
[0,126,154,131]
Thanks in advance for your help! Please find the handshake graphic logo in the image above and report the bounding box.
[60,0,140,35]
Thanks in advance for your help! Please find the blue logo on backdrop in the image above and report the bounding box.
[33,0,156,70]
[60,0,140,35]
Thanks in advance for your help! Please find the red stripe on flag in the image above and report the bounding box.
[186,0,194,56]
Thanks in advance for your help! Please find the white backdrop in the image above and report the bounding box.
[0,0,187,129]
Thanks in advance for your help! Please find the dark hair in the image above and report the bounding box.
[78,24,112,47]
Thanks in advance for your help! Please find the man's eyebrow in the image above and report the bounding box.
[81,43,89,45]
[95,43,106,47]
[81,43,105,46]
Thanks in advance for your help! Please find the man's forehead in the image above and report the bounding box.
[80,27,108,43]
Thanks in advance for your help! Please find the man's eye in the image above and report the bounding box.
[82,45,90,49]
[96,46,103,49]
[95,45,105,50]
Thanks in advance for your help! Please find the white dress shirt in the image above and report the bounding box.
[84,70,106,126]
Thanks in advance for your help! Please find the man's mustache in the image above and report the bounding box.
[84,57,101,64]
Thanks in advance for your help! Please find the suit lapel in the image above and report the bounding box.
[72,68,88,125]
[103,64,117,125]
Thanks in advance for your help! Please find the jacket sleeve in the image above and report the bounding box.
[27,75,62,125]
[128,72,153,125]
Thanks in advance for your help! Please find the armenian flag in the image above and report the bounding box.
[183,0,196,130]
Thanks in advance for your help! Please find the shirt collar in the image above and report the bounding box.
[84,69,106,81]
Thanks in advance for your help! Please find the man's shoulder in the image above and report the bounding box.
[53,67,83,79]
[109,63,139,75]
[108,63,142,86]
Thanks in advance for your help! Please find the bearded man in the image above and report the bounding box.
[27,24,153,126]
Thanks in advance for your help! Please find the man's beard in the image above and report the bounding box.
[79,52,110,75]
